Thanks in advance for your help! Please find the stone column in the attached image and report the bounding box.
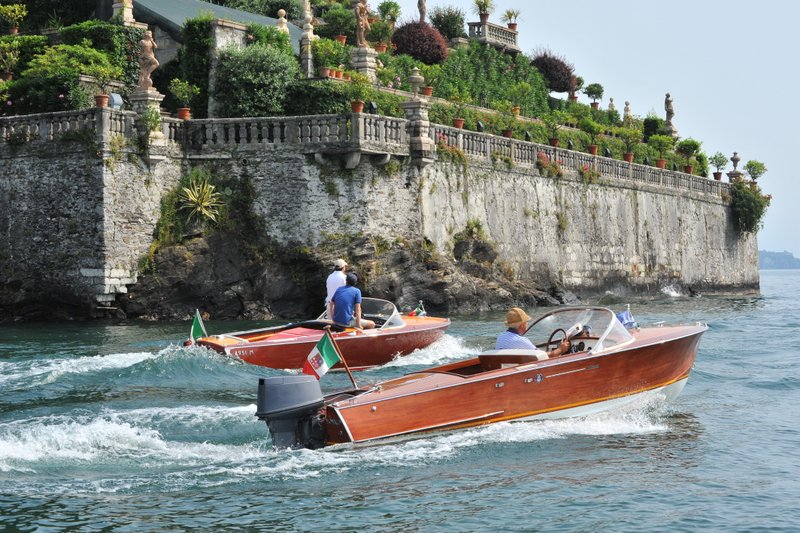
[350,46,378,83]
[299,11,315,78]
[112,0,134,24]
[400,69,434,169]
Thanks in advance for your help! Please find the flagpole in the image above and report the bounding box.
[324,326,358,389]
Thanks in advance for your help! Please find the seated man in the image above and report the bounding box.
[331,273,375,329]
[496,307,570,356]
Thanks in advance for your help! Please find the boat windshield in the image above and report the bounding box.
[317,298,405,329]
[525,307,633,354]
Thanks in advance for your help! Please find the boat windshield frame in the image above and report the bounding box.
[524,306,633,354]
[317,298,405,330]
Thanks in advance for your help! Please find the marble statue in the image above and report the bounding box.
[355,0,371,48]
[137,31,159,89]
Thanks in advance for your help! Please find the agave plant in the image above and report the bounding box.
[179,178,222,223]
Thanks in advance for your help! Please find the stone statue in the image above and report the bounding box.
[665,93,674,124]
[354,0,371,48]
[275,8,289,34]
[137,31,159,90]
[418,0,427,22]
[608,97,615,112]
[624,100,631,118]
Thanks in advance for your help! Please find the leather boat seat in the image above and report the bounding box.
[478,349,549,371]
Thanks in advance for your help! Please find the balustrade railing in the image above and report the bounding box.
[2,108,728,198]
[430,123,729,198]
[467,21,520,52]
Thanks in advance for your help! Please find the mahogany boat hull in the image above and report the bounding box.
[255,307,707,450]
[199,316,450,370]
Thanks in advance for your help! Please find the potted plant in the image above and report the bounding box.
[449,89,469,128]
[710,151,728,181]
[312,38,347,79]
[420,63,441,96]
[501,8,520,30]
[583,82,603,109]
[675,138,702,174]
[169,78,200,120]
[367,19,392,52]
[378,0,401,29]
[0,39,20,80]
[140,105,163,140]
[347,72,371,113]
[491,100,515,137]
[508,81,530,116]
[744,160,767,182]
[86,64,123,108]
[473,0,495,23]
[648,134,675,168]
[579,117,603,155]
[542,110,566,147]
[618,127,642,162]
[0,4,26,34]
[568,76,583,102]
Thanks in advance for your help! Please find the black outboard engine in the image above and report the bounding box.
[256,375,325,449]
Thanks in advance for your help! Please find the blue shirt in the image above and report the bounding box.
[332,285,362,325]
[495,328,536,350]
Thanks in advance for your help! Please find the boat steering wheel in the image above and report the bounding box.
[546,328,569,351]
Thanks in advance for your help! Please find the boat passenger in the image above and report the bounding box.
[496,307,570,355]
[325,258,348,318]
[331,273,376,329]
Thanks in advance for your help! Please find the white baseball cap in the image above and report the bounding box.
[334,258,347,268]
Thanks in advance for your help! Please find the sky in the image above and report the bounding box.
[390,0,799,257]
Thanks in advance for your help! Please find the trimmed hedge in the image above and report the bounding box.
[179,14,214,118]
[391,21,448,65]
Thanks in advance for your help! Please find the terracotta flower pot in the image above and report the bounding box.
[549,138,559,147]
[319,67,330,77]
[94,94,109,108]
[421,86,433,96]
[511,105,521,116]
[334,35,347,45]
[683,165,694,174]
[351,100,365,113]
[334,69,343,79]
[623,152,634,162]
[507,23,518,31]
[569,95,578,102]
[374,43,387,53]
[588,144,598,155]
[9,25,18,35]
[590,102,599,110]
[452,118,465,129]
[177,107,191,120]
[656,158,667,169]
[0,71,12,81]
[479,13,489,23]
[502,129,513,138]
[713,171,722,181]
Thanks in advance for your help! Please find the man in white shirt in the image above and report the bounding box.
[496,307,571,356]
[326,259,347,318]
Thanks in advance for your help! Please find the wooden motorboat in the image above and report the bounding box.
[255,306,707,449]
[194,298,450,370]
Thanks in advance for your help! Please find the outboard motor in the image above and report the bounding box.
[256,375,325,449]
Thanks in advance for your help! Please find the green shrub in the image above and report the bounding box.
[312,38,349,70]
[730,180,770,234]
[648,134,675,159]
[15,0,93,31]
[248,22,293,56]
[179,13,214,118]
[367,19,392,44]
[284,79,350,115]
[391,21,449,65]
[316,5,356,43]
[642,114,664,141]
[60,20,145,94]
[377,0,401,23]
[430,5,466,40]
[0,35,46,76]
[212,43,300,117]
[227,0,304,20]
[5,42,115,114]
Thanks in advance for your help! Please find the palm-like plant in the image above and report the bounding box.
[179,178,223,223]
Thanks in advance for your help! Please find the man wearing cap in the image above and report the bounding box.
[326,259,348,318]
[496,307,570,355]
[331,273,375,329]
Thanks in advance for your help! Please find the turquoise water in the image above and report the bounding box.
[1,271,799,531]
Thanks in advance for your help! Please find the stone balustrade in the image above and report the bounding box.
[1,109,728,200]
[467,21,521,53]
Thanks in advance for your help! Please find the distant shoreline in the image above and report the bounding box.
[759,250,800,269]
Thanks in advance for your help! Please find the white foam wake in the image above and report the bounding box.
[376,334,482,370]
[0,351,159,387]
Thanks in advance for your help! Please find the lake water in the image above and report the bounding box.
[1,271,799,531]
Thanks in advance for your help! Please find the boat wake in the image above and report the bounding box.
[376,334,481,370]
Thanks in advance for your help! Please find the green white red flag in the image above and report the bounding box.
[302,331,341,379]
[187,309,207,345]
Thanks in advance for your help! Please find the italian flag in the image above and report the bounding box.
[187,309,207,345]
[302,332,341,379]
